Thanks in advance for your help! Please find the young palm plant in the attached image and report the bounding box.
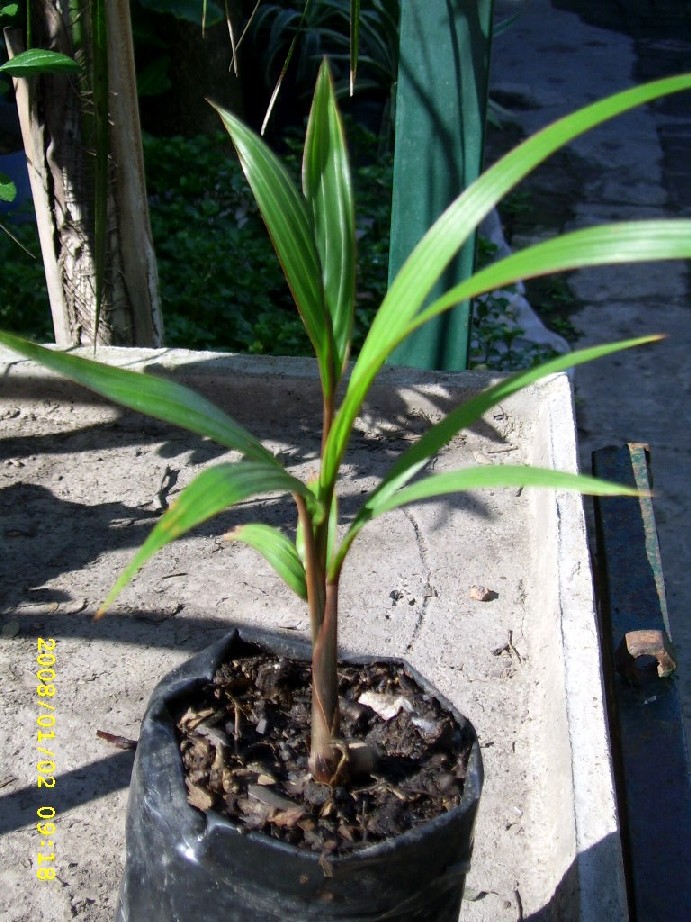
[2,64,691,785]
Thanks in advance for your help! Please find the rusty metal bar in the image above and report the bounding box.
[592,443,691,921]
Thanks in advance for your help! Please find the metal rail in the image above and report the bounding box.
[593,443,691,921]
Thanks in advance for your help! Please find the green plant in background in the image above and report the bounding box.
[2,1,161,346]
[0,125,391,351]
[528,275,579,341]
[251,0,398,136]
[252,0,344,91]
[0,176,20,245]
[0,168,15,196]
[142,126,390,354]
[2,65,691,783]
[0,219,51,340]
[469,236,564,371]
[469,292,560,371]
[143,132,303,352]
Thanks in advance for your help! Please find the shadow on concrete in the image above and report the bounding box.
[0,352,513,457]
[0,750,136,837]
[2,355,504,619]
[523,832,624,921]
[1,476,495,621]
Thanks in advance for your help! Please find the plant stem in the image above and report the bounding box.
[309,577,341,783]
[295,493,324,642]
[308,386,342,781]
[322,390,334,457]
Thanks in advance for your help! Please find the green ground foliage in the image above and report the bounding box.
[0,122,562,370]
[0,216,52,341]
[0,124,392,357]
[144,125,391,355]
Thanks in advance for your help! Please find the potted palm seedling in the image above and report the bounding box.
[1,64,691,921]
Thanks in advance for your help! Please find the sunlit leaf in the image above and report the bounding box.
[322,72,691,492]
[98,462,308,615]
[0,172,16,203]
[332,335,661,573]
[0,333,277,466]
[303,61,355,379]
[228,523,307,599]
[418,221,691,326]
[370,465,642,517]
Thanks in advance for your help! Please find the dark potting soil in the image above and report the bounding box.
[176,645,474,859]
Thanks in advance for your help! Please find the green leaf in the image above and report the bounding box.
[303,61,355,379]
[0,333,277,466]
[0,172,17,203]
[98,461,308,615]
[228,523,307,599]
[212,101,335,397]
[0,48,80,76]
[368,465,642,518]
[322,72,691,492]
[332,335,660,574]
[418,221,691,326]
[0,5,19,20]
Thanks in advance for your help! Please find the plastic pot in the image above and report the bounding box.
[115,627,483,921]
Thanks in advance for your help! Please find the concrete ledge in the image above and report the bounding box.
[0,348,626,921]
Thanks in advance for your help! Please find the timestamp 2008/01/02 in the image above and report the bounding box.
[35,637,57,881]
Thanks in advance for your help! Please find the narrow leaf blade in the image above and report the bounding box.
[350,0,360,94]
[419,221,691,325]
[332,335,660,572]
[98,462,307,615]
[303,61,355,379]
[370,465,643,518]
[323,73,691,490]
[365,74,691,365]
[380,336,658,496]
[228,523,307,599]
[212,102,335,395]
[0,333,276,465]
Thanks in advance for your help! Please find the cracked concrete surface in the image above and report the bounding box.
[0,350,625,920]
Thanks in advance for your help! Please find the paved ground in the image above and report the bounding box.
[1,350,625,920]
[0,3,689,919]
[489,0,691,756]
